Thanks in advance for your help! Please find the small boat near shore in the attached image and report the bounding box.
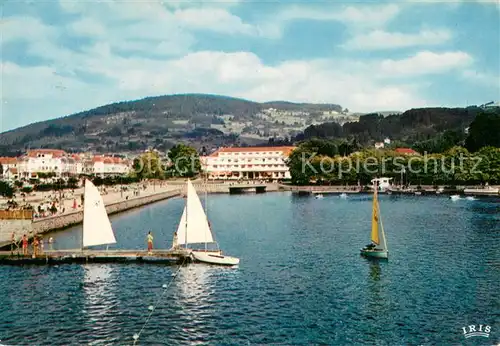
[175,179,239,266]
[315,194,324,199]
[360,186,389,259]
[450,195,461,201]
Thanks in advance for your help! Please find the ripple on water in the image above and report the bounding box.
[0,194,499,345]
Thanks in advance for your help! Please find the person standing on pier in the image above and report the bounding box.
[147,231,154,254]
[33,237,39,257]
[22,234,28,256]
[172,232,178,250]
[10,232,16,254]
[48,237,54,251]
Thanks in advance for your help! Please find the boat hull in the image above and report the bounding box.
[191,251,240,266]
[360,249,388,259]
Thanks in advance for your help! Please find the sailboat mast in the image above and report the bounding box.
[379,205,388,251]
[81,181,85,251]
[204,174,208,252]
[184,180,188,249]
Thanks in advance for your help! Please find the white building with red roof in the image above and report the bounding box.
[18,149,68,178]
[201,146,296,180]
[10,149,131,178]
[90,156,130,176]
[0,157,19,180]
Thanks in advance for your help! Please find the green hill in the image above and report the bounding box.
[0,94,342,155]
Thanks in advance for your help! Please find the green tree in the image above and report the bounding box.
[167,144,201,177]
[465,112,500,152]
[132,151,165,180]
[286,146,319,185]
[0,181,14,198]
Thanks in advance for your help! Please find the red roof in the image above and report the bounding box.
[0,157,18,164]
[395,148,419,155]
[209,146,296,157]
[92,156,127,164]
[27,149,67,158]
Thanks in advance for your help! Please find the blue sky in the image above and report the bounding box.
[1,0,499,131]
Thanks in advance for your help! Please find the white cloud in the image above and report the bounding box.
[462,70,500,86]
[343,29,452,50]
[2,17,58,43]
[70,18,107,37]
[173,8,258,35]
[2,44,435,131]
[2,1,494,131]
[379,51,473,76]
[280,4,400,28]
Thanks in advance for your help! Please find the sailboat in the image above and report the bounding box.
[360,187,388,259]
[175,179,239,266]
[82,179,117,250]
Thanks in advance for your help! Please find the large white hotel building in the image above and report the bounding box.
[201,146,295,180]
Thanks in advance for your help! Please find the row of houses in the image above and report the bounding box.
[0,145,420,182]
[0,149,130,180]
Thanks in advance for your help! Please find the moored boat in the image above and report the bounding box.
[175,179,239,266]
[360,186,389,259]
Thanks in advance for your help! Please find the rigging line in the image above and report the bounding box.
[132,258,186,346]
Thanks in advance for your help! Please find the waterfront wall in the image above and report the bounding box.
[0,219,33,247]
[185,183,280,193]
[0,189,181,248]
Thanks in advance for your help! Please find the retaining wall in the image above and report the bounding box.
[0,189,180,248]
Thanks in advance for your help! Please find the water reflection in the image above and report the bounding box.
[82,265,117,325]
[175,265,213,308]
[171,265,230,344]
[369,261,381,282]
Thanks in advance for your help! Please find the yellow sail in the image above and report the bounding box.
[371,188,380,245]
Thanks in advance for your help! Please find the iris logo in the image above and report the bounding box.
[462,324,491,339]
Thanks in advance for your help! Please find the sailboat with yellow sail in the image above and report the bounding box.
[360,187,389,259]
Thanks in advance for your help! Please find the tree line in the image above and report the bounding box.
[287,112,500,186]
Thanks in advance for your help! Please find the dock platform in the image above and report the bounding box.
[0,249,192,265]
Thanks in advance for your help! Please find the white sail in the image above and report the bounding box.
[83,179,116,248]
[176,207,187,245]
[177,179,214,246]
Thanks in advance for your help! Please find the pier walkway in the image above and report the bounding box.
[0,248,191,265]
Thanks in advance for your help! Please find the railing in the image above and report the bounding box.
[0,210,33,220]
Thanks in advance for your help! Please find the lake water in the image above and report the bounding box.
[0,193,499,345]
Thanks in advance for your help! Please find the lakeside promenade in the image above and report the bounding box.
[0,183,182,248]
[0,180,279,248]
